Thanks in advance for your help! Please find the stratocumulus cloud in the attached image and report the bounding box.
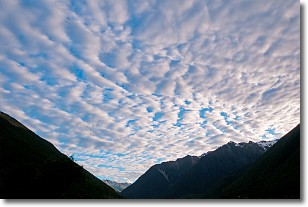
[0,0,299,182]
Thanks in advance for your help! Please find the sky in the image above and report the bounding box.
[0,0,300,183]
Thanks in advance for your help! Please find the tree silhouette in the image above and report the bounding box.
[69,155,74,162]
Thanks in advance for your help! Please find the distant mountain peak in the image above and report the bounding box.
[201,139,277,157]
[257,139,278,150]
[122,138,276,199]
[220,125,299,199]
[103,179,131,192]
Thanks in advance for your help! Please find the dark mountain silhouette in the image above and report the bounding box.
[0,111,121,199]
[121,139,274,199]
[1,110,299,199]
[217,124,300,199]
[121,155,200,198]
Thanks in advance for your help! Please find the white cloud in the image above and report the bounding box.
[0,0,299,182]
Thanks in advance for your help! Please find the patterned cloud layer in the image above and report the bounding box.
[0,0,299,182]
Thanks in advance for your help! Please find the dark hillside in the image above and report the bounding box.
[0,111,121,198]
[122,140,271,198]
[219,124,300,199]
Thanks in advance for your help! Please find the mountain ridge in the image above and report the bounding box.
[121,139,275,198]
[103,179,131,192]
[218,124,300,199]
[0,111,121,199]
[0,110,299,199]
[121,124,300,199]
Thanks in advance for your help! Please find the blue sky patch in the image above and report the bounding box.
[184,100,191,105]
[147,107,154,113]
[103,88,114,103]
[71,66,86,82]
[265,128,277,135]
[199,107,213,119]
[174,107,191,127]
[220,112,232,125]
[153,112,164,122]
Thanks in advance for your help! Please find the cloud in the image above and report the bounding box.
[0,0,299,182]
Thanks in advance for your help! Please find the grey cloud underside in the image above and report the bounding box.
[0,0,299,182]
